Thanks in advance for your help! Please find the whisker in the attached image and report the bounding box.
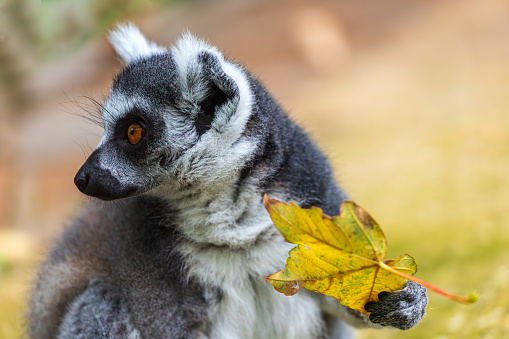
[71,140,88,160]
[60,89,105,127]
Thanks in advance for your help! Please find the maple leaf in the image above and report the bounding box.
[263,195,478,315]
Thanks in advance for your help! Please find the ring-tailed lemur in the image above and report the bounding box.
[28,24,427,339]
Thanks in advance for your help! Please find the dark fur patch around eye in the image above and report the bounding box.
[194,82,228,137]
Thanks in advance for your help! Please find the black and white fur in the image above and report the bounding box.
[28,24,427,339]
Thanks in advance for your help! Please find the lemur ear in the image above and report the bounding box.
[108,23,166,64]
[194,51,240,136]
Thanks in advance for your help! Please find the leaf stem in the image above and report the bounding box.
[378,261,479,304]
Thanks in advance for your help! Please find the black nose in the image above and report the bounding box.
[73,149,140,201]
[74,170,89,193]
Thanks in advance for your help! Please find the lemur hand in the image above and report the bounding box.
[364,281,428,330]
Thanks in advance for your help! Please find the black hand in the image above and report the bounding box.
[364,281,428,330]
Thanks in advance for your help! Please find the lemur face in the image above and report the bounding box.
[74,25,255,200]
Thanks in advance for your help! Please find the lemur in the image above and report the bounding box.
[29,24,428,339]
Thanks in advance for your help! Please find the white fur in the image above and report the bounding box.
[172,179,326,338]
[171,32,221,91]
[109,23,166,64]
[179,235,325,339]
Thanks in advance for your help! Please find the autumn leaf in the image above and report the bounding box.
[263,195,478,315]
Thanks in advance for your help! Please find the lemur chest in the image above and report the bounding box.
[179,237,326,339]
[169,190,326,337]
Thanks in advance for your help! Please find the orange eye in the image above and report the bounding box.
[127,123,144,145]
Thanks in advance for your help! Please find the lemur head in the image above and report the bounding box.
[74,24,257,200]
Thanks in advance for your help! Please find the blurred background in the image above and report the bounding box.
[1,0,509,338]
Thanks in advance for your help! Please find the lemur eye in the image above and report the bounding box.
[127,123,144,145]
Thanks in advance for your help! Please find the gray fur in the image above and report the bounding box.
[29,197,219,338]
[57,281,138,338]
[364,281,428,330]
[28,25,427,338]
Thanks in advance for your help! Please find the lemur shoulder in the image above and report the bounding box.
[29,24,427,339]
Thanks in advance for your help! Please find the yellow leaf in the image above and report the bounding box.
[263,195,417,315]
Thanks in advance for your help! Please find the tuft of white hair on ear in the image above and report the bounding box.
[108,23,166,64]
[171,31,222,83]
